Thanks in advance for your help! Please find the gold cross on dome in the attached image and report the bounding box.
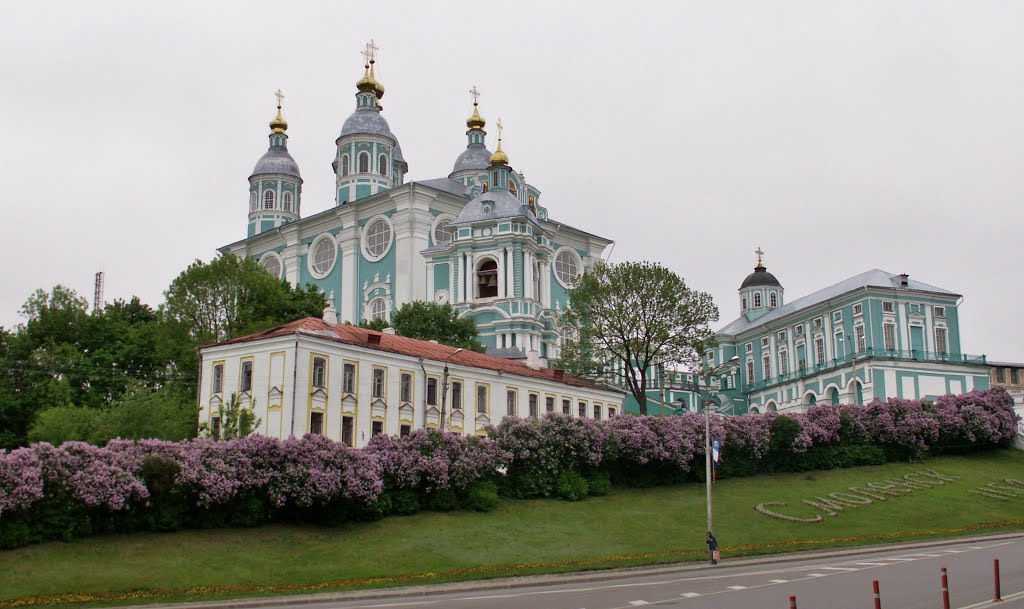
[469,85,481,105]
[363,39,379,63]
[497,117,504,140]
[274,89,285,108]
[755,246,764,265]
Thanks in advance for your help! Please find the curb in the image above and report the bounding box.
[122,531,1024,609]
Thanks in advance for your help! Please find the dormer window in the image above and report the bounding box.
[769,292,777,307]
[753,293,762,307]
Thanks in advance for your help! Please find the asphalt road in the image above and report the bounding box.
[309,536,1024,609]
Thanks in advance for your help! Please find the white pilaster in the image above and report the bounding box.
[497,249,506,299]
[338,223,359,323]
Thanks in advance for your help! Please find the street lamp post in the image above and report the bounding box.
[700,355,740,539]
[439,348,464,432]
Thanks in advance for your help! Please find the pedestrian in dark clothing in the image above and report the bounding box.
[707,531,719,565]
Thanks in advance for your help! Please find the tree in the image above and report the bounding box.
[388,301,486,352]
[163,252,327,344]
[556,261,719,415]
[201,393,260,440]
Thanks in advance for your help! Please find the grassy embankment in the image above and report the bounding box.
[2,449,1023,608]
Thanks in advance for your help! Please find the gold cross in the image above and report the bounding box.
[362,39,379,63]
[497,117,503,140]
[274,89,285,108]
[755,246,764,265]
[469,85,481,105]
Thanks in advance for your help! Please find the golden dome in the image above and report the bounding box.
[269,105,287,134]
[356,63,377,93]
[466,102,486,130]
[490,118,509,165]
[369,59,385,100]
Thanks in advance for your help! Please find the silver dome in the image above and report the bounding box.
[451,144,492,173]
[251,147,301,178]
[340,107,398,141]
[453,189,533,225]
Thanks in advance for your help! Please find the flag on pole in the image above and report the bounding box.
[711,437,722,482]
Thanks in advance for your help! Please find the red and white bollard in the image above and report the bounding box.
[994,559,1002,602]
[941,566,951,609]
[873,579,882,609]
[788,594,798,609]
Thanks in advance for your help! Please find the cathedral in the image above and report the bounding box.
[221,46,611,362]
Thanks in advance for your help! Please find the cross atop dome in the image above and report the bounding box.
[469,85,481,105]
[755,246,765,268]
[362,39,379,64]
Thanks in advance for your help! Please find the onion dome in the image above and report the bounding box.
[356,62,376,93]
[489,119,509,166]
[369,59,385,100]
[739,264,781,289]
[269,103,287,134]
[467,102,485,130]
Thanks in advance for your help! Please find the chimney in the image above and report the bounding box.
[898,273,910,288]
[526,350,541,370]
[553,369,564,380]
[366,333,382,346]
[382,327,396,335]
[322,305,338,326]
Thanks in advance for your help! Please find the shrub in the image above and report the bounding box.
[586,471,612,496]
[426,489,460,512]
[384,489,421,515]
[557,470,590,501]
[463,480,500,512]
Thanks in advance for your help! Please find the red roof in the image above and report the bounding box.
[207,317,614,392]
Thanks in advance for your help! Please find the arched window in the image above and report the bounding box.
[476,259,498,299]
[509,181,518,196]
[263,190,275,209]
[370,297,388,321]
[769,292,777,307]
[249,191,257,211]
[753,292,762,307]
[492,171,498,185]
[341,155,350,177]
[259,253,282,278]
[379,154,388,177]
[433,219,454,244]
[358,153,369,173]
[554,249,580,287]
[282,192,293,212]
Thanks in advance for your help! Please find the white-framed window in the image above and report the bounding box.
[312,357,327,389]
[815,336,825,365]
[249,191,257,211]
[753,292,762,307]
[578,401,586,417]
[546,396,555,413]
[762,355,771,380]
[506,389,517,416]
[855,324,866,352]
[310,412,324,436]
[529,394,539,418]
[358,152,369,173]
[372,368,385,399]
[426,378,438,406]
[813,317,823,329]
[212,363,224,394]
[761,337,769,348]
[400,373,412,402]
[833,311,842,323]
[853,303,863,316]
[745,342,753,354]
[594,405,602,421]
[476,385,488,414]
[934,306,946,318]
[883,324,897,351]
[371,420,383,437]
[258,251,283,279]
[882,301,895,313]
[777,330,787,342]
[795,325,804,336]
[341,416,354,445]
[745,359,754,383]
[282,191,293,212]
[432,215,456,245]
[361,216,394,261]
[369,297,388,321]
[263,189,275,209]
[562,399,571,415]
[341,154,350,177]
[608,407,616,417]
[769,292,777,307]
[240,360,253,393]
[935,326,948,355]
[379,154,388,177]
[343,363,356,394]
[308,234,338,278]
[741,296,748,310]
[553,247,582,289]
[779,349,789,375]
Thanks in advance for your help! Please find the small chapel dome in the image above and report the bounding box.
[452,145,492,173]
[453,189,532,225]
[466,103,486,130]
[739,264,781,289]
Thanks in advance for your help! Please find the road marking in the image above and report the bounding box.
[629,601,649,606]
[770,579,789,583]
[681,592,701,598]
[821,567,859,571]
[909,553,943,557]
[727,585,748,590]
[854,562,889,566]
[883,557,915,561]
[808,573,828,577]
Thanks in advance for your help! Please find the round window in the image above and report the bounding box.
[434,219,454,245]
[260,253,282,279]
[365,218,392,259]
[310,236,337,277]
[554,249,580,287]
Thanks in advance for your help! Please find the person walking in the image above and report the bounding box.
[707,531,719,565]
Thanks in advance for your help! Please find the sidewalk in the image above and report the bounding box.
[124,531,1024,609]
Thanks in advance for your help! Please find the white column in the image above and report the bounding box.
[338,224,358,323]
[426,262,435,300]
[449,256,456,304]
[542,261,552,308]
[497,250,506,299]
[523,251,533,300]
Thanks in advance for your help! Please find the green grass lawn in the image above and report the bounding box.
[2,450,1023,608]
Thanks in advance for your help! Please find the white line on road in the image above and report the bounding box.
[807,573,828,577]
[854,562,889,566]
[680,592,701,598]
[821,567,860,571]
[727,585,748,590]
[769,579,789,583]
[628,601,649,606]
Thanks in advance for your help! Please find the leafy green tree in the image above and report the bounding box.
[163,252,326,344]
[388,301,485,352]
[202,393,261,440]
[556,261,718,415]
[26,406,101,445]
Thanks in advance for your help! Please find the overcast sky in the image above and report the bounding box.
[2,1,1021,360]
